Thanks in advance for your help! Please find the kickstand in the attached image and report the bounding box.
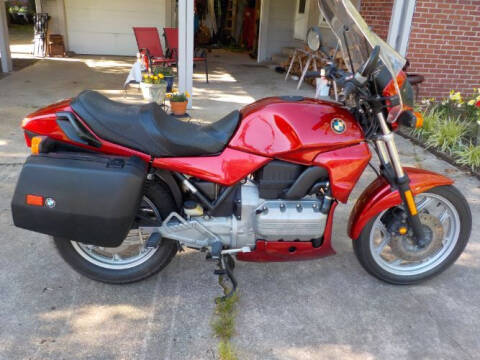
[214,254,237,302]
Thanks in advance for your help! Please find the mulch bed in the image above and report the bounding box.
[398,128,480,181]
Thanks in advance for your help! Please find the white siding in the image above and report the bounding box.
[65,0,168,56]
[262,0,296,60]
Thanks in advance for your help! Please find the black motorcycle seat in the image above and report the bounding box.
[70,90,241,157]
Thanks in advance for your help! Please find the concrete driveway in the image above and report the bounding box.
[0,51,479,360]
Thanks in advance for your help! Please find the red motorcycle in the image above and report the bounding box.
[12,0,471,297]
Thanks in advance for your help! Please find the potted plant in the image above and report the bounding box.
[159,66,175,93]
[140,73,166,104]
[167,91,190,116]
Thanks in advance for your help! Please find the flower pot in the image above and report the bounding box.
[170,101,188,116]
[164,75,174,93]
[140,82,167,104]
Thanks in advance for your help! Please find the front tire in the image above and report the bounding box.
[54,181,178,284]
[353,185,471,285]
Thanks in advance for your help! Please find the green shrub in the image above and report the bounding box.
[455,144,480,171]
[425,118,467,153]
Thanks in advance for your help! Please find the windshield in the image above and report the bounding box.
[317,0,406,116]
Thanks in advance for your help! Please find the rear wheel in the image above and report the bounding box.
[353,186,471,284]
[54,182,178,284]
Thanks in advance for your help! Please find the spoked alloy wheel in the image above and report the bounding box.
[71,197,160,270]
[354,186,471,284]
[55,183,178,284]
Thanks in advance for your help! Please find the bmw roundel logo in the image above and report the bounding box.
[45,197,56,209]
[331,118,346,134]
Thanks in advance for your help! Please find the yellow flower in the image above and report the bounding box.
[468,99,475,106]
[185,91,190,98]
[158,73,164,79]
[449,91,463,103]
[153,76,158,80]
[149,74,154,78]
[166,93,172,98]
[143,74,148,79]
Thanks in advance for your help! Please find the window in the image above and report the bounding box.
[298,0,307,14]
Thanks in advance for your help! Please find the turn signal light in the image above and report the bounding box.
[383,71,407,98]
[398,110,423,129]
[26,194,44,206]
[414,112,424,128]
[31,136,44,155]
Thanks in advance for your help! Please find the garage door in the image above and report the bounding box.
[65,0,168,56]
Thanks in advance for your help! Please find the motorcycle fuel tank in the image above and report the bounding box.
[230,96,365,163]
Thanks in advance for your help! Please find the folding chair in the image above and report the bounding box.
[164,27,209,83]
[133,27,176,67]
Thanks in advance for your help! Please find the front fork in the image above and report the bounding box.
[375,112,427,246]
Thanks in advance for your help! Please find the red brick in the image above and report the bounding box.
[361,0,480,97]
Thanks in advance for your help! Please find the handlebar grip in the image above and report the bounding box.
[305,71,321,79]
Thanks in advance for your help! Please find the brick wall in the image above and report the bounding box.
[359,0,394,41]
[360,0,480,99]
[406,0,480,99]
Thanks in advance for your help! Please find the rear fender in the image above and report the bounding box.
[154,170,183,209]
[348,167,454,240]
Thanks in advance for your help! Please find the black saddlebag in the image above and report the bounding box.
[11,153,147,247]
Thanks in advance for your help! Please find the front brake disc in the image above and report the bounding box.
[390,213,444,262]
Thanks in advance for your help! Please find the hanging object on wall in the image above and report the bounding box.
[33,13,49,57]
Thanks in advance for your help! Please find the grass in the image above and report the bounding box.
[218,341,238,360]
[212,293,239,360]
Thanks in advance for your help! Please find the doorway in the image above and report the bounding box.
[294,0,310,40]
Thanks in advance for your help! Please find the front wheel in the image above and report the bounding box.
[353,185,471,284]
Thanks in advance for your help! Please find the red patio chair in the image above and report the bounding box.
[164,27,209,83]
[133,27,176,67]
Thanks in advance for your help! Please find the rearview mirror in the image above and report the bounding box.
[306,27,323,52]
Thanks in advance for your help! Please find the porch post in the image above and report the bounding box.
[387,0,416,56]
[257,0,270,62]
[0,0,12,73]
[178,0,194,109]
[56,0,69,50]
[34,0,43,13]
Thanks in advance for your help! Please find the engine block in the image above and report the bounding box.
[254,199,326,241]
[155,182,329,250]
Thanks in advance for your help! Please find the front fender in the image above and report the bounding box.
[348,167,454,240]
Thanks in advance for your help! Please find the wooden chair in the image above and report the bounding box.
[47,34,66,57]
[164,27,209,83]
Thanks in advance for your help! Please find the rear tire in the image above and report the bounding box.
[54,181,178,284]
[353,185,471,285]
